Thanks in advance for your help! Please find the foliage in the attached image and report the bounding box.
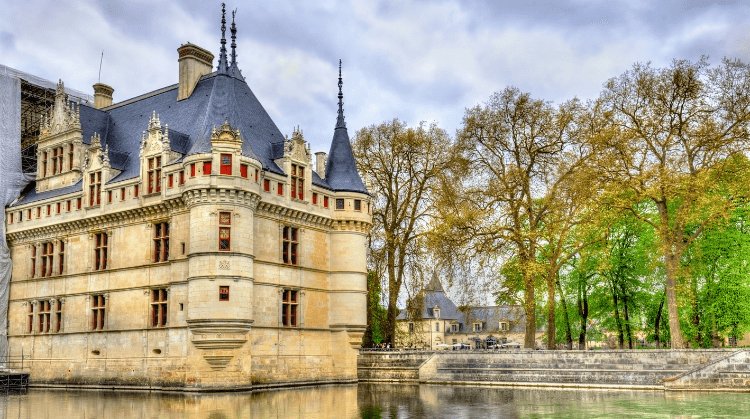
[363,272,388,346]
[353,120,454,344]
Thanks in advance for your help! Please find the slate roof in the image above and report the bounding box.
[11,38,367,206]
[396,275,529,334]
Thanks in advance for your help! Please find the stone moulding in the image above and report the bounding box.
[187,318,253,350]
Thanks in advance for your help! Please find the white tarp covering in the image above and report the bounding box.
[0,70,33,362]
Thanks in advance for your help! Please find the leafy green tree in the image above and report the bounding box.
[597,58,750,348]
[363,272,388,347]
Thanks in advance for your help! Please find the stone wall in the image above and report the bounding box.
[664,349,750,390]
[359,349,746,389]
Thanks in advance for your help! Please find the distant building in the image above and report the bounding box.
[395,275,544,349]
[3,6,371,390]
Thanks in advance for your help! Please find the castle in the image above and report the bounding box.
[3,6,371,391]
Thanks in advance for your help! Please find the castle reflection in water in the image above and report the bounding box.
[0,383,746,418]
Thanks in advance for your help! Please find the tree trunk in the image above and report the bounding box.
[691,275,701,347]
[523,264,536,349]
[578,280,589,347]
[622,294,633,349]
[556,278,573,350]
[612,284,624,349]
[655,292,664,349]
[665,252,685,349]
[546,276,556,350]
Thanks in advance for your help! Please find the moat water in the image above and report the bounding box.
[0,383,747,418]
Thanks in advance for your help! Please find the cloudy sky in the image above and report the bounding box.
[2,0,750,154]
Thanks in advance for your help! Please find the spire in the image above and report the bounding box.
[217,3,229,74]
[230,9,237,67]
[336,59,345,129]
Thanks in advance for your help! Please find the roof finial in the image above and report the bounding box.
[230,9,237,67]
[336,59,345,129]
[217,3,229,74]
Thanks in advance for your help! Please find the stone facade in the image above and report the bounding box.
[4,12,371,391]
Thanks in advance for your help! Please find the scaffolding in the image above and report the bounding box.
[1,64,93,174]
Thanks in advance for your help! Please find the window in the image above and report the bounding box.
[42,151,47,176]
[27,209,31,220]
[147,156,162,194]
[219,212,231,251]
[435,322,440,332]
[38,300,51,333]
[336,199,344,210]
[473,323,481,332]
[56,202,61,214]
[30,246,36,278]
[203,161,212,176]
[281,290,298,327]
[220,154,232,175]
[134,184,139,198]
[58,240,65,275]
[89,172,101,206]
[27,303,34,334]
[190,163,196,177]
[36,207,40,218]
[91,294,106,330]
[46,204,50,216]
[255,169,259,182]
[69,144,74,170]
[108,191,112,203]
[179,171,185,185]
[324,196,329,208]
[151,289,168,327]
[291,164,304,200]
[219,286,230,301]
[277,183,283,195]
[452,324,458,332]
[53,147,62,174]
[500,322,508,331]
[312,193,318,205]
[120,188,125,200]
[282,226,298,265]
[94,233,108,270]
[168,174,173,188]
[41,242,53,277]
[264,179,270,192]
[55,300,62,333]
[67,200,71,211]
[52,148,57,174]
[354,199,361,211]
[409,323,414,333]
[153,222,170,262]
[240,164,248,178]
[77,198,82,209]
[9,213,12,223]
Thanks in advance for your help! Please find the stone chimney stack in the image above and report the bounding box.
[177,43,215,101]
[315,152,327,179]
[93,83,114,109]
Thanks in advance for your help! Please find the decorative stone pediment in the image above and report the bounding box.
[210,118,242,149]
[284,126,311,164]
[140,111,171,158]
[40,80,81,139]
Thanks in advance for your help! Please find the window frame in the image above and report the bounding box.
[153,222,170,263]
[291,164,304,200]
[219,212,231,251]
[94,232,108,271]
[91,294,106,331]
[151,289,168,328]
[282,226,299,266]
[281,289,299,327]
[220,154,232,175]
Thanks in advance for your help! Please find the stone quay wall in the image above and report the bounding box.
[358,349,750,390]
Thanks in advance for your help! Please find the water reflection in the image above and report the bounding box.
[0,383,747,418]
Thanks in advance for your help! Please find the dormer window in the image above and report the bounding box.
[291,164,304,200]
[500,322,508,331]
[434,308,440,319]
[220,154,232,175]
[473,323,482,332]
[42,152,48,177]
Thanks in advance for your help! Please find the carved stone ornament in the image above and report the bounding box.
[40,80,81,138]
[143,111,169,156]
[210,118,242,145]
[284,126,312,163]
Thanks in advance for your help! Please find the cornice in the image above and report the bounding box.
[7,197,185,244]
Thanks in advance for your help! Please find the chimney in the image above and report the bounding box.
[315,152,327,179]
[177,43,215,101]
[93,83,114,109]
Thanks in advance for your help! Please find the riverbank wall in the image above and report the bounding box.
[357,349,750,391]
